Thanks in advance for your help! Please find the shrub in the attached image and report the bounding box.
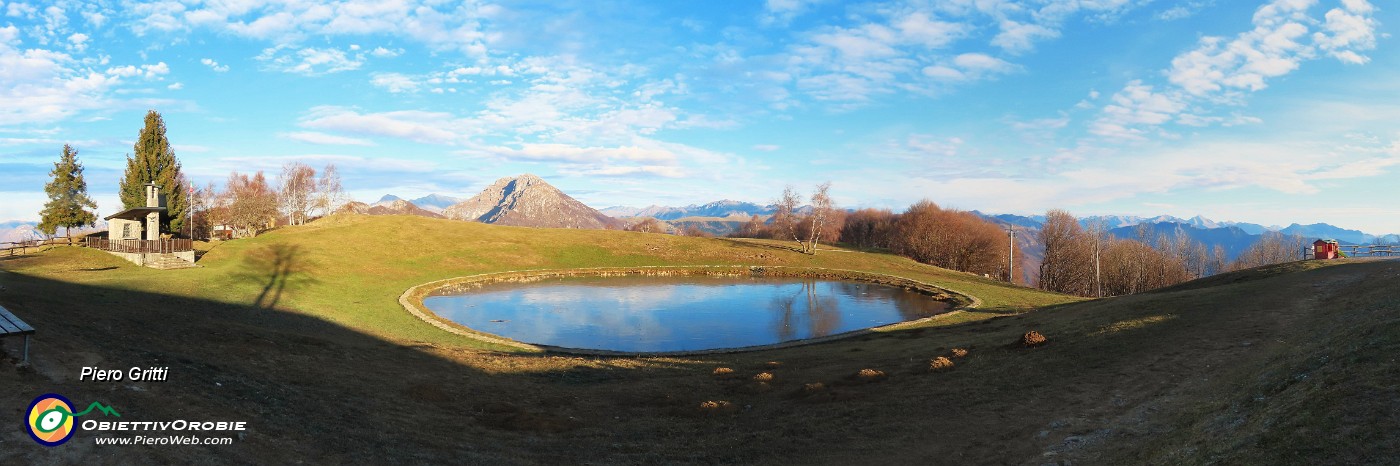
[928,357,954,372]
[950,348,969,358]
[1022,331,1047,347]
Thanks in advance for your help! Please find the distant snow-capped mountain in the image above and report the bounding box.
[409,194,462,213]
[604,200,773,220]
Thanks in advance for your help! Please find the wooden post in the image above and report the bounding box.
[1008,228,1015,285]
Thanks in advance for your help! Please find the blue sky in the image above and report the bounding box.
[2,0,1397,235]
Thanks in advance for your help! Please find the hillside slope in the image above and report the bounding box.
[1,216,1395,464]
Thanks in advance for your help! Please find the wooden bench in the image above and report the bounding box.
[0,304,34,364]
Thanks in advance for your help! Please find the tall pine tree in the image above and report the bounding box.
[120,110,188,236]
[39,144,98,244]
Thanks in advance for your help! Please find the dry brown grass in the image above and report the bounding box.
[696,400,737,416]
[928,357,955,372]
[712,367,736,377]
[950,348,969,358]
[855,368,888,382]
[1021,330,1047,347]
[753,371,775,382]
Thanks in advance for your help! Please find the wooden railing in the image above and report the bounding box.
[85,238,193,254]
[1305,244,1399,259]
[1,238,67,256]
[1339,244,1398,257]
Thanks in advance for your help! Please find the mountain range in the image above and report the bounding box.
[601,200,774,221]
[0,220,108,244]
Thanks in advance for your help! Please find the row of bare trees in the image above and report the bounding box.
[836,202,1018,279]
[1038,210,1308,297]
[737,195,1018,279]
[190,163,345,239]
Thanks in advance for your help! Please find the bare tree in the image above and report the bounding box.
[803,182,834,254]
[313,164,345,217]
[772,186,805,251]
[626,218,667,233]
[1037,209,1094,296]
[222,171,279,238]
[840,208,896,248]
[1231,232,1305,270]
[189,181,222,241]
[734,214,770,239]
[279,162,317,226]
[889,200,1006,277]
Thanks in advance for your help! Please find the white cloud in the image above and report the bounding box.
[762,0,823,26]
[1155,1,1214,21]
[280,131,376,146]
[256,46,363,75]
[753,144,781,152]
[991,20,1059,53]
[1313,1,1378,64]
[105,62,170,79]
[1092,0,1379,141]
[299,106,470,145]
[200,58,229,72]
[480,143,677,164]
[369,46,402,58]
[67,33,88,52]
[369,72,419,93]
[167,82,183,90]
[773,1,1146,107]
[124,1,494,57]
[0,32,173,126]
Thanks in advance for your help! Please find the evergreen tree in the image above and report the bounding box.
[38,144,98,244]
[119,110,188,235]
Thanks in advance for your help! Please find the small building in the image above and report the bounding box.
[1313,239,1339,260]
[105,183,165,241]
[93,183,195,269]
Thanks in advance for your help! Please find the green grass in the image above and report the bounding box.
[7,214,1076,352]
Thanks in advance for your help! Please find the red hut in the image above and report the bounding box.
[1314,239,1339,259]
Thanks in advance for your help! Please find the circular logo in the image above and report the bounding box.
[26,394,76,447]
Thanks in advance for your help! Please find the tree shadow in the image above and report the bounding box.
[717,237,804,254]
[231,244,319,310]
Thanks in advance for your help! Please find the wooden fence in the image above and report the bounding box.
[85,238,193,254]
[1,238,69,256]
[1304,244,1399,259]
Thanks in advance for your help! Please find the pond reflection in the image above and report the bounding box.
[423,276,951,352]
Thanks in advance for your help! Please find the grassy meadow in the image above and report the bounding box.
[1,214,1397,464]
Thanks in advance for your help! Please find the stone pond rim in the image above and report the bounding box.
[397,265,982,357]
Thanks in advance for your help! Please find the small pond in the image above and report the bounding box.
[422,275,953,352]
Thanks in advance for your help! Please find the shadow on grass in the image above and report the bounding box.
[230,243,319,310]
[0,262,704,463]
[717,237,804,254]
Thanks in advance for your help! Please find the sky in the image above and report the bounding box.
[1,0,1397,235]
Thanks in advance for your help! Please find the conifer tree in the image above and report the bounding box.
[39,144,98,244]
[119,110,187,235]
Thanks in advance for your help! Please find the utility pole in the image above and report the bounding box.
[1008,228,1015,285]
[1094,229,1102,298]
